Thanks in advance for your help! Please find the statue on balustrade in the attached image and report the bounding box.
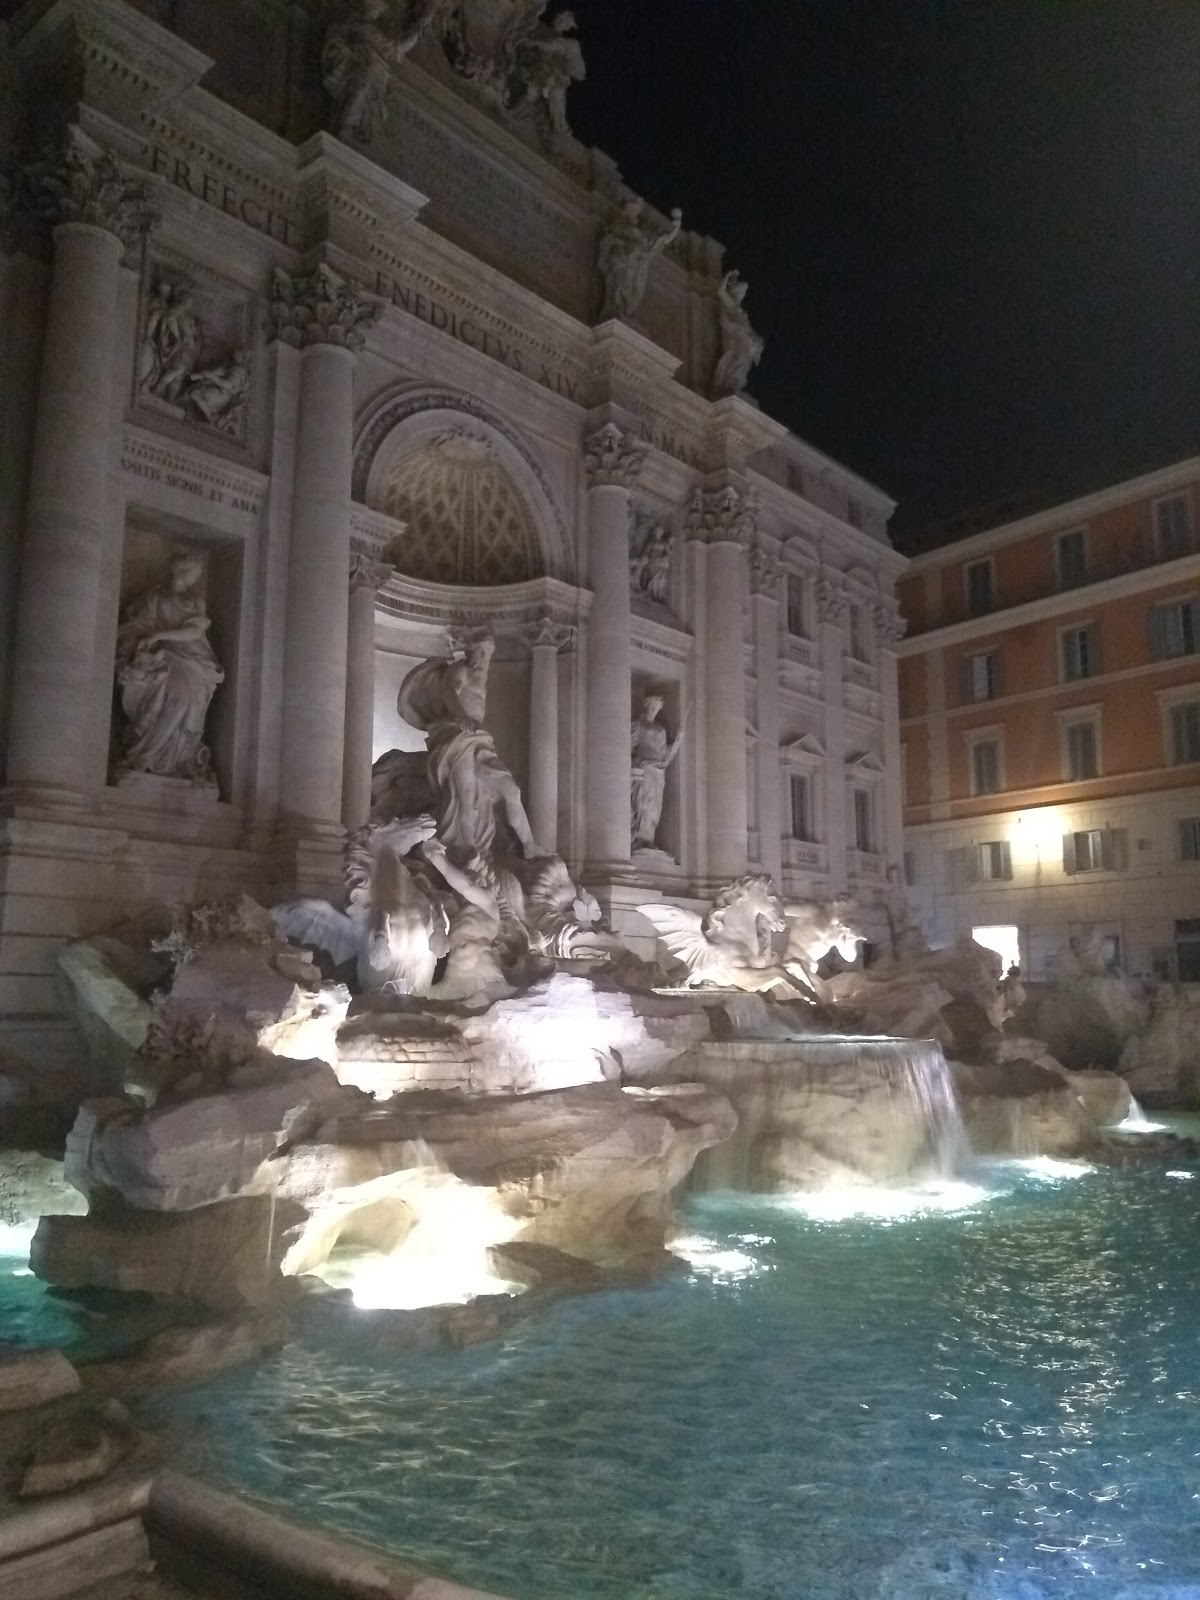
[711,270,764,398]
[504,5,585,136]
[597,199,682,321]
[322,0,442,142]
[114,552,224,790]
[631,693,682,851]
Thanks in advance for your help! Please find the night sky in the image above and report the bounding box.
[566,0,1200,549]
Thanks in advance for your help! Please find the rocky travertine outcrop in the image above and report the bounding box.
[825,935,1007,1055]
[1119,988,1200,1106]
[948,1057,1102,1158]
[1010,970,1149,1072]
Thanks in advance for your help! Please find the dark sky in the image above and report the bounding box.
[566,0,1200,549]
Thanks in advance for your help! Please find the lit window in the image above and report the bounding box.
[1155,495,1192,561]
[965,559,995,616]
[785,573,808,637]
[977,840,1012,880]
[1169,702,1200,765]
[1148,598,1200,659]
[1178,817,1200,861]
[789,773,813,841]
[1063,719,1099,781]
[1056,528,1086,589]
[1060,623,1099,682]
[969,736,1002,795]
[1063,828,1123,873]
[852,786,874,852]
[961,649,1000,703]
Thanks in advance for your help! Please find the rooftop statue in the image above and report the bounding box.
[114,552,224,790]
[711,270,764,398]
[503,5,585,136]
[323,0,443,142]
[631,693,683,853]
[397,635,540,864]
[597,199,682,322]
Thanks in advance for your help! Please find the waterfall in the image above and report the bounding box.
[679,1036,968,1194]
[1115,1096,1165,1133]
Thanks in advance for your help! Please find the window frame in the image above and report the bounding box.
[1148,596,1200,660]
[1059,621,1098,683]
[966,728,1004,796]
[851,785,875,853]
[1055,526,1087,590]
[1154,492,1193,562]
[1178,816,1200,862]
[963,557,996,617]
[784,572,809,639]
[962,647,1001,704]
[1058,708,1102,782]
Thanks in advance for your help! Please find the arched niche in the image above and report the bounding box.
[353,389,571,584]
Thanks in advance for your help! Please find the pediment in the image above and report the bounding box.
[844,749,885,772]
[781,732,825,758]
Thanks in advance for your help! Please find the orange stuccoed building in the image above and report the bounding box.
[898,457,1200,981]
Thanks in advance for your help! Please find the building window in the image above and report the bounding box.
[847,602,868,661]
[961,649,1001,703]
[1060,623,1099,682]
[903,849,916,886]
[1063,828,1124,873]
[1178,817,1200,861]
[1063,717,1100,781]
[1169,701,1200,765]
[1148,597,1200,659]
[969,735,1002,796]
[785,573,808,637]
[977,840,1013,881]
[1155,494,1193,561]
[1177,919,1200,982]
[789,773,813,841]
[965,559,995,616]
[852,786,874,852]
[1056,528,1086,589]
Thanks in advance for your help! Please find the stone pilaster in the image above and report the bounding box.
[686,485,754,884]
[583,423,646,874]
[749,548,783,884]
[274,264,380,843]
[5,132,155,803]
[521,618,575,854]
[874,600,907,870]
[342,553,394,830]
[816,575,850,885]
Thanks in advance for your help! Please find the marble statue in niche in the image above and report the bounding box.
[597,199,682,322]
[629,519,673,605]
[137,268,250,438]
[114,551,224,790]
[711,269,764,398]
[322,0,442,142]
[397,635,540,863]
[631,692,683,852]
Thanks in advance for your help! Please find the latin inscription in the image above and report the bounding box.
[120,453,263,516]
[149,145,295,246]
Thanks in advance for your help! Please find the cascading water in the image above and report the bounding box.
[678,1035,968,1192]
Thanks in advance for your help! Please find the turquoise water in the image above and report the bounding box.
[125,1157,1200,1600]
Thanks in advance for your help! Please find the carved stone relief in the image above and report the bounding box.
[136,261,252,442]
[583,423,647,489]
[269,263,381,351]
[629,512,674,605]
[14,128,157,253]
[684,486,757,546]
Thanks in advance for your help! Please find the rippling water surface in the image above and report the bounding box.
[24,1161,1200,1599]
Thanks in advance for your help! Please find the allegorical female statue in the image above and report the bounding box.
[597,199,682,321]
[630,692,683,850]
[114,552,224,789]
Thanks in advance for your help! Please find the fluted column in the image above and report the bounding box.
[688,487,753,883]
[5,135,155,801]
[817,576,850,885]
[522,618,575,853]
[874,599,907,870]
[342,554,394,829]
[274,264,380,831]
[750,549,783,884]
[583,423,646,872]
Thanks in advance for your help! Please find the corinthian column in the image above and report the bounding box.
[816,576,850,883]
[5,133,155,802]
[687,486,753,883]
[749,549,783,885]
[583,423,646,873]
[342,553,394,829]
[521,618,575,853]
[273,264,380,834]
[874,599,907,871]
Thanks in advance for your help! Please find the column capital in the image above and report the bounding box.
[583,423,647,489]
[348,552,395,592]
[816,576,849,624]
[872,600,906,646]
[14,128,157,254]
[684,484,757,547]
[521,617,576,653]
[748,547,783,598]
[269,262,381,351]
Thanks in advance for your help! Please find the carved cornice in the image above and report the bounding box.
[520,618,576,653]
[748,548,783,598]
[583,423,648,489]
[269,262,381,351]
[872,601,906,647]
[816,577,849,625]
[14,128,157,252]
[348,553,395,592]
[684,485,756,547]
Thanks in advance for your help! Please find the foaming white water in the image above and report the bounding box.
[1116,1096,1166,1133]
[1012,1155,1095,1182]
[671,1234,767,1282]
[777,1178,991,1224]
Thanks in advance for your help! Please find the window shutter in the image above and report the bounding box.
[1087,623,1101,676]
[1148,605,1168,661]
[1062,832,1078,874]
[991,650,1004,698]
[959,657,973,705]
[998,839,1013,880]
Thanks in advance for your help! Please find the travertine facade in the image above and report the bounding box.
[898,458,1200,979]
[0,0,902,1069]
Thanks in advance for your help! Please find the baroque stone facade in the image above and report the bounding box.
[0,0,903,1069]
